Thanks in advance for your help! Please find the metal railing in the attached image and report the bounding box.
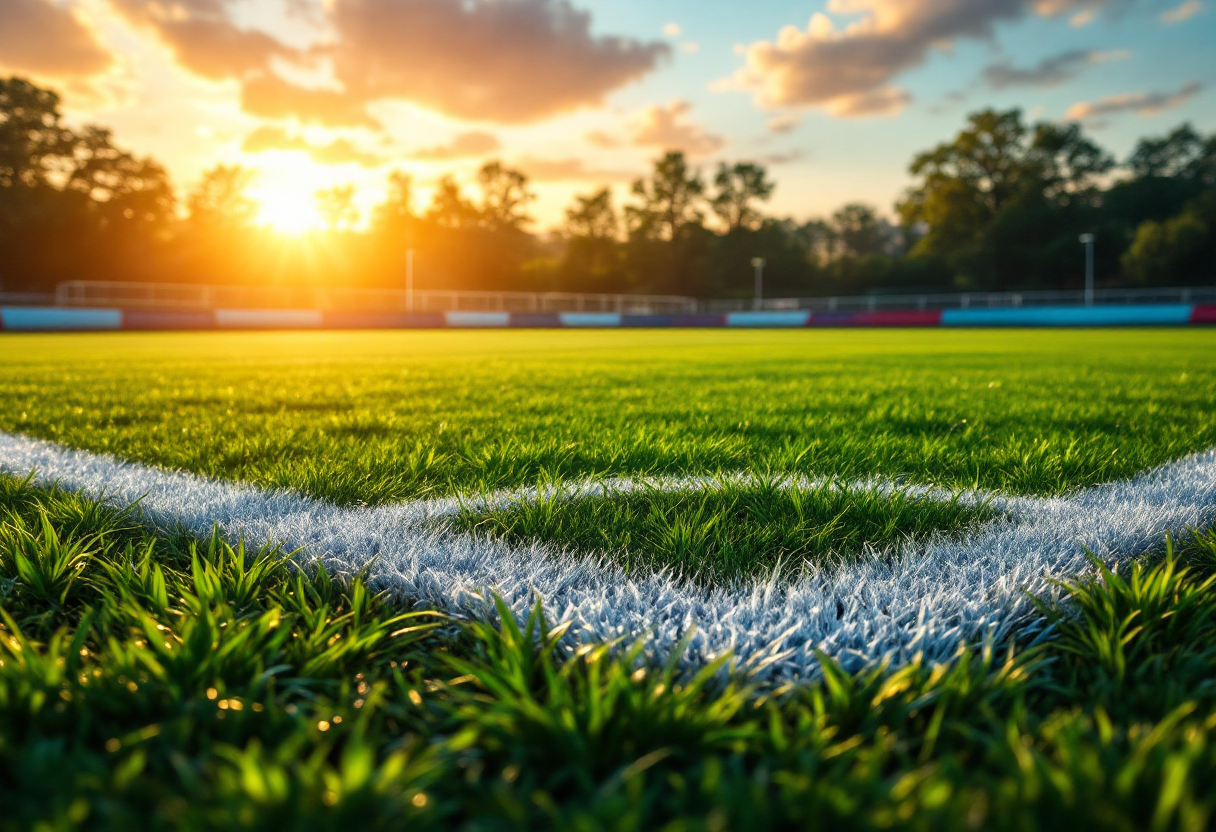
[42,280,1216,316]
[0,292,55,306]
[706,286,1216,313]
[53,281,699,315]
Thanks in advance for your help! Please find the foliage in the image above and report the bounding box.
[898,109,1114,289]
[315,185,359,233]
[5,473,1216,829]
[711,161,775,232]
[2,74,1216,296]
[1122,197,1216,286]
[0,77,175,291]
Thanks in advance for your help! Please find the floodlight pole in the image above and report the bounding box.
[1079,233,1095,307]
[405,248,414,313]
[751,257,766,311]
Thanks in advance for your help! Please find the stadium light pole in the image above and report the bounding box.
[751,257,766,311]
[1079,233,1095,307]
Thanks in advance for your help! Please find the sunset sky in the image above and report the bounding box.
[3,0,1214,231]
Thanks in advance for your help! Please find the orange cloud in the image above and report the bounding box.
[586,101,725,156]
[409,132,501,161]
[106,0,669,128]
[320,0,669,124]
[513,157,639,183]
[1066,81,1203,120]
[108,0,294,81]
[766,114,800,134]
[726,0,1115,117]
[240,74,379,129]
[627,100,725,156]
[241,126,384,167]
[584,130,621,149]
[0,0,112,79]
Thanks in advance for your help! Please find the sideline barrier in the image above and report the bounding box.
[0,307,123,331]
[1,304,1214,331]
[940,305,1194,327]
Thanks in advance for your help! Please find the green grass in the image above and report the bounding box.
[4,329,1216,828]
[451,478,995,582]
[0,330,1214,505]
[6,475,1216,830]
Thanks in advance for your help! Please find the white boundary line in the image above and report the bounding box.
[2,432,1215,682]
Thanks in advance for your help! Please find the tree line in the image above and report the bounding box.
[1,76,1213,298]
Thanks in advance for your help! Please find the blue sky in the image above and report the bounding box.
[1,0,1212,230]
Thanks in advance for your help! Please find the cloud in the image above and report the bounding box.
[409,131,501,161]
[108,0,294,81]
[513,157,639,183]
[240,73,379,129]
[320,0,669,124]
[759,149,806,165]
[724,0,1116,117]
[241,126,383,167]
[585,130,621,148]
[664,23,682,37]
[1066,81,1203,120]
[827,87,911,117]
[983,48,1128,89]
[766,114,800,134]
[585,101,726,156]
[108,0,668,127]
[627,100,725,156]
[0,0,112,78]
[1161,0,1203,23]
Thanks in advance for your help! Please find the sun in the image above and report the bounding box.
[257,191,324,235]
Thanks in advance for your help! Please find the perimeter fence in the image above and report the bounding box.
[53,282,697,315]
[48,280,1216,315]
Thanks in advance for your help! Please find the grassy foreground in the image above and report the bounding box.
[451,478,995,582]
[5,476,1216,830]
[4,329,1216,828]
[1,329,1214,504]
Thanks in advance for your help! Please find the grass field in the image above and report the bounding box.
[2,330,1215,502]
[2,328,1216,830]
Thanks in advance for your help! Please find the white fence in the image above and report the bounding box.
[53,281,698,315]
[48,280,1216,315]
[708,286,1216,313]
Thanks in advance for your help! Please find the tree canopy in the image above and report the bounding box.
[1,75,1213,298]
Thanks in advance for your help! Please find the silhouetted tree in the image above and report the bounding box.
[316,184,359,232]
[0,77,75,189]
[711,162,774,232]
[1122,189,1216,286]
[373,171,414,234]
[426,176,480,230]
[899,108,1113,289]
[627,151,704,242]
[560,188,621,291]
[477,161,533,232]
[831,204,888,258]
[186,165,258,230]
[0,77,175,291]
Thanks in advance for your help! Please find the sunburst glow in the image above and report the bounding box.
[257,191,324,235]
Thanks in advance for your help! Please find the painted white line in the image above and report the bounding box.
[2,432,1215,682]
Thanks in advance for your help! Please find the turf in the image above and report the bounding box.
[451,477,996,582]
[4,328,1216,829]
[6,475,1216,830]
[0,330,1214,506]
